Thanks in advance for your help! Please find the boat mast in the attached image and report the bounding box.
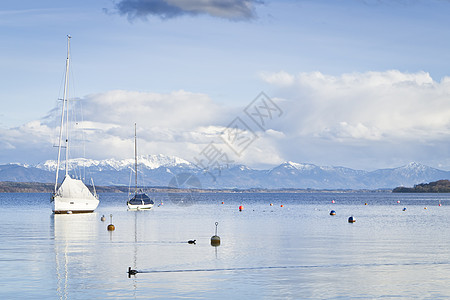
[134,123,138,195]
[54,35,71,193]
[64,35,71,177]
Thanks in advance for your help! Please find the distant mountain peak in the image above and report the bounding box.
[139,154,191,169]
[282,161,316,170]
[399,162,435,172]
[405,162,425,168]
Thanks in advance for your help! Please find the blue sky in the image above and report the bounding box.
[1,0,450,171]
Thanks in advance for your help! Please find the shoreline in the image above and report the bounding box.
[0,181,392,193]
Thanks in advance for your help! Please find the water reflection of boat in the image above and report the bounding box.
[130,211,140,296]
[52,214,98,299]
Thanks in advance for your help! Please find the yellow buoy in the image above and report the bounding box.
[211,235,220,246]
[107,214,115,231]
[211,222,220,246]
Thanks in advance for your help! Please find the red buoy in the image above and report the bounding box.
[239,205,243,211]
[280,204,284,207]
[221,201,224,204]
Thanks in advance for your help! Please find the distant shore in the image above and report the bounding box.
[392,180,450,193]
[0,181,392,193]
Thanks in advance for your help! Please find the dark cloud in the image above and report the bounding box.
[112,0,263,21]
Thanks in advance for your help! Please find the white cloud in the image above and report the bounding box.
[259,71,295,86]
[261,70,450,169]
[265,129,285,138]
[2,70,450,171]
[263,70,450,139]
[0,89,258,166]
[76,90,233,161]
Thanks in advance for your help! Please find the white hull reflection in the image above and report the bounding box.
[53,213,99,299]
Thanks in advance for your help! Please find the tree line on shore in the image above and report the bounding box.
[2,180,450,193]
[392,180,450,193]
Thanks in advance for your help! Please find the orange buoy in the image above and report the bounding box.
[221,201,224,204]
[280,204,284,207]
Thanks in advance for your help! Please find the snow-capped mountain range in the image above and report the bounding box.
[35,154,191,172]
[1,155,449,190]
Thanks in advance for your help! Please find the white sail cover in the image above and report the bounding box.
[56,175,97,200]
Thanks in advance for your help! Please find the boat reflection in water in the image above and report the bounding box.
[52,213,99,300]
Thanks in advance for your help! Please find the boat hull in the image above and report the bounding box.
[127,202,154,210]
[127,192,154,210]
[52,195,99,214]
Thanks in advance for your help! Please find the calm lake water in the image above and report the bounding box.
[1,192,450,299]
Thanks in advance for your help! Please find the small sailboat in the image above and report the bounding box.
[51,35,99,214]
[127,123,154,210]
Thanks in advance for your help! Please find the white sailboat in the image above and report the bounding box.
[51,35,99,214]
[127,123,154,210]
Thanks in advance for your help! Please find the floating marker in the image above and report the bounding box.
[211,222,220,246]
[330,210,336,216]
[280,204,284,208]
[332,200,335,204]
[211,235,220,246]
[221,201,224,204]
[364,203,368,205]
[402,207,407,211]
[424,207,427,210]
[270,203,273,206]
[239,205,243,211]
[101,215,106,222]
[397,200,400,203]
[348,216,356,223]
[107,214,115,231]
